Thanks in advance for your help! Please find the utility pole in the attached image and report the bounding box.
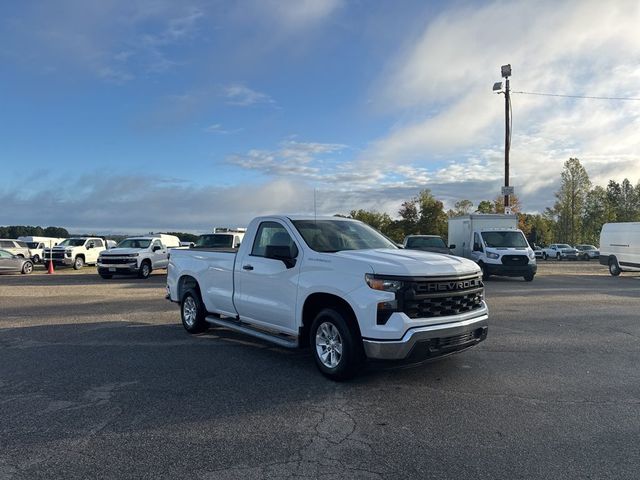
[502,64,511,211]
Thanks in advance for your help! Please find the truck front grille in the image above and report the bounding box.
[399,274,484,319]
[501,255,528,266]
[49,251,66,259]
[100,257,135,264]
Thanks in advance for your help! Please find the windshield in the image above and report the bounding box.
[58,238,86,247]
[194,234,233,248]
[406,236,446,249]
[481,231,529,248]
[117,239,151,249]
[292,219,397,252]
[577,245,595,250]
[558,244,571,249]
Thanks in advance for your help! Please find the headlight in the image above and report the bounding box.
[65,250,72,256]
[128,253,139,257]
[486,252,499,259]
[365,274,403,292]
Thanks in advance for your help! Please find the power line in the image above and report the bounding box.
[511,90,640,101]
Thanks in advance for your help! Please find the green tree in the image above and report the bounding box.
[494,194,522,214]
[553,158,591,244]
[416,190,448,237]
[453,199,473,215]
[349,209,393,232]
[582,186,609,244]
[476,200,494,213]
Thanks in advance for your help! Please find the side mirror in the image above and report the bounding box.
[473,243,483,252]
[449,244,456,249]
[153,246,162,252]
[235,243,241,248]
[265,245,296,268]
[87,244,94,249]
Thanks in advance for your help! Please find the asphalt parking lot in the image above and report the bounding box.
[1,262,639,479]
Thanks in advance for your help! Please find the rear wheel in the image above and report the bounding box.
[310,308,363,381]
[181,289,208,333]
[608,257,621,276]
[73,256,84,270]
[138,261,151,279]
[21,261,33,274]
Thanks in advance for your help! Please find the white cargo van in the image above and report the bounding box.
[18,236,65,263]
[448,214,536,281]
[599,222,640,276]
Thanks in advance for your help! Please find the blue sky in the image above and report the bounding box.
[1,0,639,232]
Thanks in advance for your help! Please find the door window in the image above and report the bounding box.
[0,241,13,248]
[152,240,162,250]
[251,222,297,258]
[0,250,12,258]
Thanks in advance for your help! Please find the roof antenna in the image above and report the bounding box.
[314,188,317,224]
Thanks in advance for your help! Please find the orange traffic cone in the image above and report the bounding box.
[47,260,54,274]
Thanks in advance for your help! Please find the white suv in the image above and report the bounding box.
[97,235,180,279]
[43,237,106,269]
[0,239,31,259]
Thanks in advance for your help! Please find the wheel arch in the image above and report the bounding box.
[300,292,361,348]
[177,274,201,302]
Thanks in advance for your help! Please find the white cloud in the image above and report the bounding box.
[251,0,342,31]
[224,84,275,107]
[204,123,242,135]
[364,0,640,211]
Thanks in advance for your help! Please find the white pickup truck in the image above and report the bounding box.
[97,234,180,279]
[167,216,489,380]
[43,237,107,269]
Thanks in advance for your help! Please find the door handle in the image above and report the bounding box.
[242,264,254,271]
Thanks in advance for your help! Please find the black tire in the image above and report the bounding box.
[138,261,152,279]
[32,255,40,264]
[17,254,24,258]
[310,308,364,381]
[21,261,33,274]
[99,273,113,279]
[181,289,208,333]
[542,252,548,260]
[584,254,590,261]
[73,256,84,270]
[478,262,490,280]
[43,261,50,270]
[608,257,621,277]
[524,273,534,282]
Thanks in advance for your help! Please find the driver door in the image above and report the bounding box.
[233,221,301,335]
[470,232,484,262]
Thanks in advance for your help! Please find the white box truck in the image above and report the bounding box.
[448,214,537,281]
[599,222,640,276]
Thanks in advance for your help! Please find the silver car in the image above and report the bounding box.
[0,239,31,258]
[0,249,34,274]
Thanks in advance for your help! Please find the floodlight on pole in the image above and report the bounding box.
[493,65,512,210]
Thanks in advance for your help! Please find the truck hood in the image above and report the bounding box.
[334,249,480,277]
[101,248,145,255]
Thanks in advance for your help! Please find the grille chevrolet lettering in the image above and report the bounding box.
[423,278,482,293]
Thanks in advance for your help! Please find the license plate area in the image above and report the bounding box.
[109,267,116,272]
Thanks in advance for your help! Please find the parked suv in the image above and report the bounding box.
[542,244,578,261]
[43,237,106,269]
[97,235,180,279]
[0,239,31,259]
[575,244,599,260]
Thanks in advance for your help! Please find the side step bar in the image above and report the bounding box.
[205,316,299,349]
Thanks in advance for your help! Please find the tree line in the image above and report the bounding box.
[0,225,69,239]
[344,158,640,246]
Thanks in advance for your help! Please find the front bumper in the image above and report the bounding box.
[97,263,138,275]
[485,263,537,277]
[362,313,488,360]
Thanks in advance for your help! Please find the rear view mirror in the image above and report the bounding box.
[153,246,161,252]
[473,243,483,252]
[265,245,296,268]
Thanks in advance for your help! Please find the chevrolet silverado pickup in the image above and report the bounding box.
[167,216,489,380]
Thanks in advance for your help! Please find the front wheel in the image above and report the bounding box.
[609,258,621,276]
[584,254,590,261]
[478,262,490,280]
[310,308,363,381]
[524,273,534,282]
[138,261,151,279]
[21,261,33,274]
[32,255,40,264]
[181,289,208,333]
[542,252,548,260]
[73,256,84,270]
